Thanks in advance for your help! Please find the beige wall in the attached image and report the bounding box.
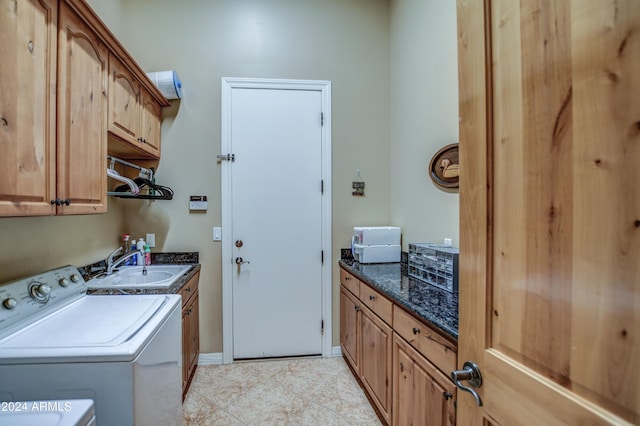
[118,0,391,352]
[389,0,460,248]
[0,0,460,356]
[0,203,125,283]
[86,0,124,39]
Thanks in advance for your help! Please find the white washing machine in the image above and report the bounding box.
[0,266,182,426]
[0,399,95,425]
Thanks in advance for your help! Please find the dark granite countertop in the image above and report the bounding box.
[339,259,458,341]
[85,252,200,296]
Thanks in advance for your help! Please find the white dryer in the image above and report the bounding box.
[0,266,182,426]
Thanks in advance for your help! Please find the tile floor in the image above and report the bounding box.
[182,357,382,425]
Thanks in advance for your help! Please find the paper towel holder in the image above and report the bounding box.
[146,70,182,100]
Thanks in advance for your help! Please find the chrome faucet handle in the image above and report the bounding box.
[106,247,124,264]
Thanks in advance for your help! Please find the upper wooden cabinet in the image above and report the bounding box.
[0,0,169,216]
[0,0,58,216]
[108,54,162,159]
[108,55,141,146]
[57,1,108,214]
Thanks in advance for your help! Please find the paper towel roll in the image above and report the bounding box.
[146,70,182,100]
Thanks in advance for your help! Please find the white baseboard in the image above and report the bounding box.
[198,352,224,365]
[199,348,342,365]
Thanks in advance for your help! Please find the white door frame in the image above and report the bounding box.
[221,77,332,364]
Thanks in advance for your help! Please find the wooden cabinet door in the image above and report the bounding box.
[457,1,639,424]
[340,286,360,374]
[182,304,189,393]
[0,0,57,216]
[139,90,161,157]
[187,291,200,377]
[360,304,392,424]
[108,54,141,145]
[57,2,107,214]
[393,333,456,426]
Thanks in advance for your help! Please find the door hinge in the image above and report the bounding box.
[321,319,324,335]
[321,180,324,194]
[321,250,324,264]
[321,112,324,126]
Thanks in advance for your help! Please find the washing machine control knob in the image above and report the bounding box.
[70,274,81,283]
[30,283,51,303]
[2,298,17,310]
[59,278,70,287]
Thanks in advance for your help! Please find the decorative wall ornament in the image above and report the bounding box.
[428,143,459,190]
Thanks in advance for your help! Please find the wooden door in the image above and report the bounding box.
[360,305,392,424]
[57,2,107,214]
[0,0,57,216]
[393,334,456,426]
[340,286,360,374]
[457,1,639,424]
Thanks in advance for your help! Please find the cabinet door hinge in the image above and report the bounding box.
[321,250,324,264]
[320,112,324,126]
[321,180,324,194]
[321,319,324,335]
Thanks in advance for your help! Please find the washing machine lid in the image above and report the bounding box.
[0,294,180,363]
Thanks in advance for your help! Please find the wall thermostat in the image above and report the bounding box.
[189,195,208,211]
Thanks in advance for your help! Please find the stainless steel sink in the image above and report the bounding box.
[87,265,191,289]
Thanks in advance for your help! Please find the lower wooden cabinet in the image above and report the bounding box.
[179,270,200,399]
[340,266,458,425]
[340,286,361,375]
[393,333,456,426]
[360,304,393,424]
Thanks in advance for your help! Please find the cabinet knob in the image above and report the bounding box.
[355,306,361,312]
[412,327,421,335]
[443,391,453,400]
[369,295,375,301]
[345,276,351,280]
[62,199,71,206]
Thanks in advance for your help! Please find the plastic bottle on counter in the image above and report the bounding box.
[144,245,151,266]
[130,239,138,265]
[122,234,131,265]
[137,238,146,266]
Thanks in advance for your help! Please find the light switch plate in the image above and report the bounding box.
[213,227,222,241]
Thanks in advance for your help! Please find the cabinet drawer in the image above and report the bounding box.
[340,268,360,296]
[179,271,200,307]
[393,307,457,375]
[359,282,393,325]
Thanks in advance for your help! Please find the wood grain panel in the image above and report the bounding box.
[570,0,640,419]
[0,0,57,216]
[359,281,393,325]
[360,304,392,424]
[492,0,574,383]
[57,2,108,214]
[393,307,457,375]
[340,268,360,296]
[393,333,456,426]
[340,285,360,374]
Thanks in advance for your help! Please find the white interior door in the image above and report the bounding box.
[228,85,324,359]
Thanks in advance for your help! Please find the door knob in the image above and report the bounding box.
[235,256,250,274]
[235,240,243,248]
[451,361,483,406]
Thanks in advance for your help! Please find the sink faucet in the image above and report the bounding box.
[106,248,146,275]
